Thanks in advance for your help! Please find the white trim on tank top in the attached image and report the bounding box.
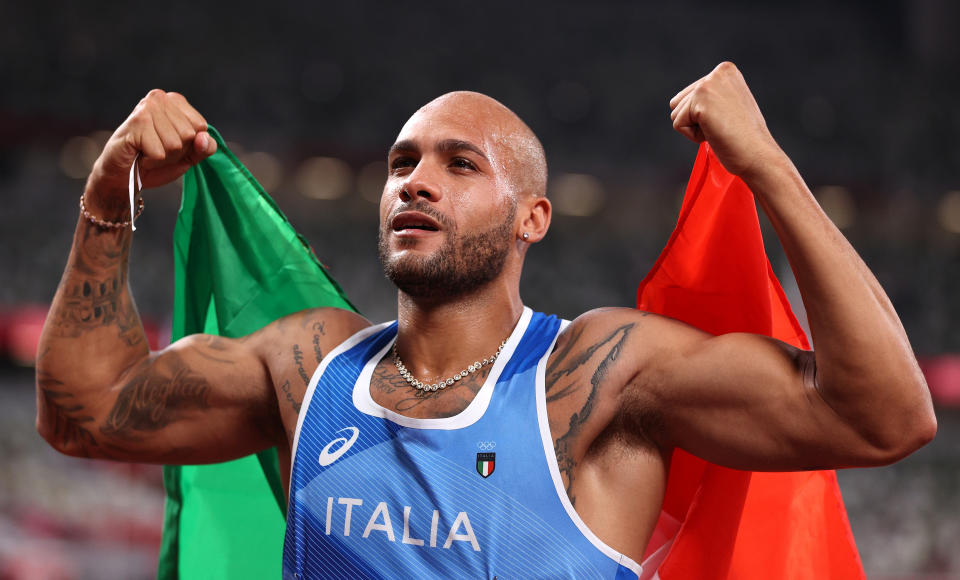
[351,306,534,430]
[288,319,394,503]
[535,318,644,577]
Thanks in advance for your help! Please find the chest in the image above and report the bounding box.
[362,344,630,502]
[282,319,650,579]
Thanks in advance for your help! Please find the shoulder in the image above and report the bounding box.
[547,308,655,396]
[562,307,709,349]
[555,307,656,357]
[553,307,709,386]
[251,307,373,362]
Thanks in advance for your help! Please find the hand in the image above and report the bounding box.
[669,62,783,178]
[85,90,217,210]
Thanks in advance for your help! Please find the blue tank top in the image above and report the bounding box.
[283,307,643,579]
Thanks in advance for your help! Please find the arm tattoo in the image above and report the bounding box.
[100,353,210,439]
[309,319,326,363]
[38,371,101,457]
[280,379,302,413]
[74,220,129,273]
[547,323,635,498]
[293,345,311,386]
[48,221,143,346]
[49,273,142,346]
[312,334,324,364]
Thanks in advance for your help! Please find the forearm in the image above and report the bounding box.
[36,202,149,456]
[745,155,935,455]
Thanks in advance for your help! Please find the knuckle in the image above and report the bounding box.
[178,126,196,140]
[123,132,139,151]
[146,88,166,99]
[130,110,152,130]
[717,61,737,73]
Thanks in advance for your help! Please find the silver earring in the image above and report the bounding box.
[522,232,530,240]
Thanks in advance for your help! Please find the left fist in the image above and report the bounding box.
[670,62,783,178]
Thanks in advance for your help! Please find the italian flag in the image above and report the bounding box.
[477,454,495,477]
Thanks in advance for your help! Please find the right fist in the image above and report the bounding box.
[86,90,217,203]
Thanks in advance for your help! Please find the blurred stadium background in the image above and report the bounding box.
[1,0,958,577]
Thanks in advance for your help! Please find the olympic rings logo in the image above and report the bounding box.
[476,441,497,451]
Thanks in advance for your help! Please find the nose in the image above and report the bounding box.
[397,160,443,203]
[398,187,436,203]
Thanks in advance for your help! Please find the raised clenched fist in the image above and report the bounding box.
[84,90,217,217]
[669,62,785,179]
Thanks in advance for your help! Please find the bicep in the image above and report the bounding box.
[635,318,875,471]
[92,332,281,464]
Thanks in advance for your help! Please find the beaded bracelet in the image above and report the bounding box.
[79,193,144,230]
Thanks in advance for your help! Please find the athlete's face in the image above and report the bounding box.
[378,94,520,300]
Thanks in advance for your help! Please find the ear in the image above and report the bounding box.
[517,196,551,243]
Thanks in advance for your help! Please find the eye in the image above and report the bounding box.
[389,156,416,173]
[450,157,476,171]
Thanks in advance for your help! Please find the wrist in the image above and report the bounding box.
[81,187,131,220]
[83,165,133,217]
[738,149,797,196]
[82,157,144,227]
[79,192,144,230]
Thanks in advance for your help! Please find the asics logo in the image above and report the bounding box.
[476,441,496,451]
[318,427,360,466]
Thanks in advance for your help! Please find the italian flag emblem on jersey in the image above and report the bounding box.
[476,453,495,478]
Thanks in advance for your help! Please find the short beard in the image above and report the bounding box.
[378,201,516,301]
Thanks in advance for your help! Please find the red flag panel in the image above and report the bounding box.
[637,143,863,579]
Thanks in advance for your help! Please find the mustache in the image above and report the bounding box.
[387,201,450,228]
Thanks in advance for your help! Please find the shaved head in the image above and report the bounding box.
[405,91,548,200]
[380,91,552,300]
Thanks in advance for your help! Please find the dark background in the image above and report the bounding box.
[0,1,957,577]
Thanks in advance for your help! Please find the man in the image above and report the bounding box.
[37,63,936,578]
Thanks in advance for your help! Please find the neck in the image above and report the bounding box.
[394,278,523,382]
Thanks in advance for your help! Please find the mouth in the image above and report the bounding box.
[390,211,441,234]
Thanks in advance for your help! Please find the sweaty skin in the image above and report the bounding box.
[36,64,936,565]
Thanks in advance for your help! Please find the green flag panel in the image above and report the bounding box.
[159,126,357,578]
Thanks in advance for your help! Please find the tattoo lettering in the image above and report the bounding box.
[100,355,210,438]
[280,379,302,413]
[547,323,634,496]
[310,321,326,363]
[293,345,311,386]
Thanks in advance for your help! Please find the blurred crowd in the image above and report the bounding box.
[1,0,957,577]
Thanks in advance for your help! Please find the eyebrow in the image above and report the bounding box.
[388,138,489,162]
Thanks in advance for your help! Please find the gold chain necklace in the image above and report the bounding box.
[392,339,508,392]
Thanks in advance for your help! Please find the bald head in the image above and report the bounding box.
[403,91,548,200]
